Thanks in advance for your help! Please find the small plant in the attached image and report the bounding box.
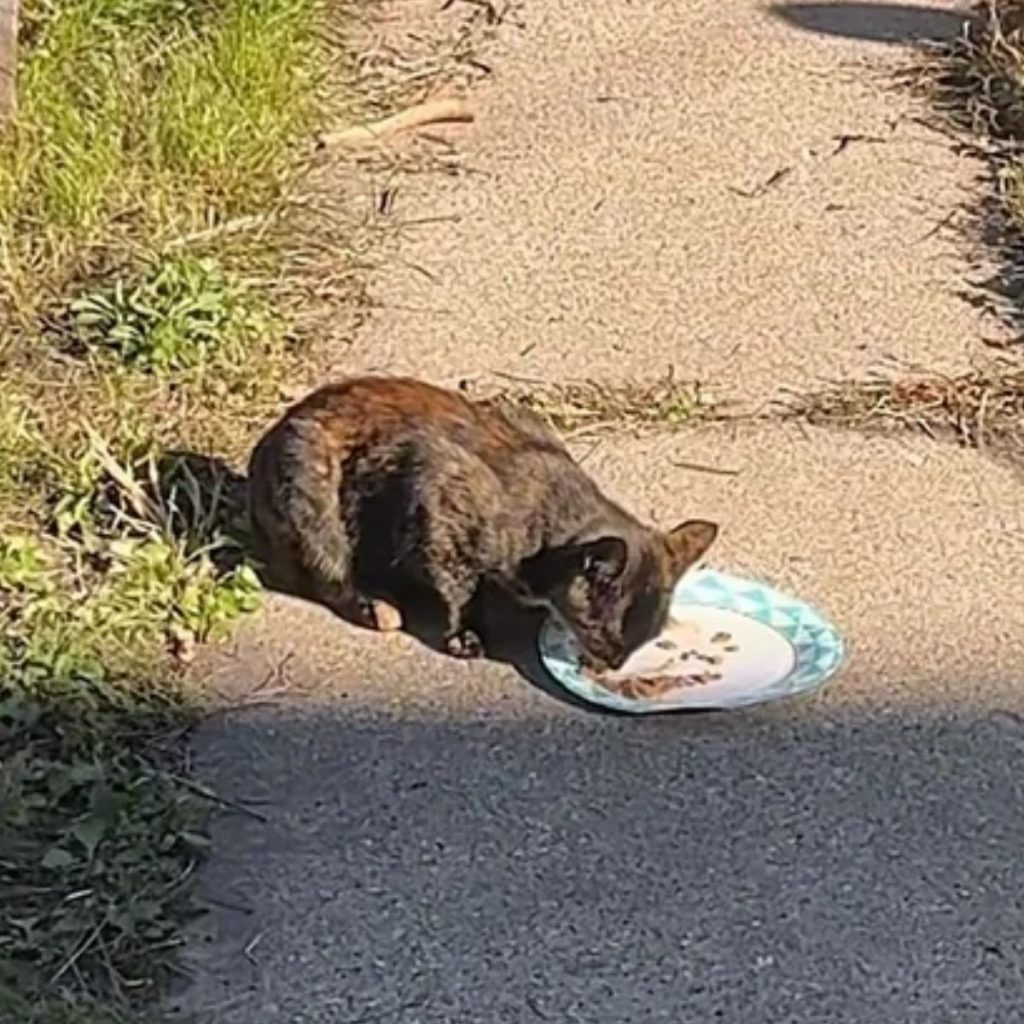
[0,658,209,1009]
[0,533,51,591]
[69,255,275,374]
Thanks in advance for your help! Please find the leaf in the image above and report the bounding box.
[69,761,104,785]
[69,814,108,859]
[179,830,211,851]
[41,847,77,871]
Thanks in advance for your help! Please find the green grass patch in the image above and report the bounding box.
[0,0,351,1019]
[0,0,324,317]
[68,254,280,375]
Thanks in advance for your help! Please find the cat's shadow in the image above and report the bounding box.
[274,564,606,714]
[156,451,603,713]
[386,579,607,713]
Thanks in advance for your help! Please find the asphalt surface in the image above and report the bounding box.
[174,689,1024,1023]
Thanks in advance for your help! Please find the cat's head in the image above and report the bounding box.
[524,520,718,673]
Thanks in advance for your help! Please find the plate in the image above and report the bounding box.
[538,567,845,713]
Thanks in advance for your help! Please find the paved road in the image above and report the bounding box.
[175,655,1024,1023]
[172,1,1024,1021]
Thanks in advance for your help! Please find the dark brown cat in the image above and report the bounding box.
[247,376,717,671]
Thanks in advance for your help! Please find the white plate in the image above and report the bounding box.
[538,567,845,713]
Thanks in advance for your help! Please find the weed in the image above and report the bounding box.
[468,372,713,438]
[68,254,278,375]
[0,436,262,1007]
[780,361,1024,463]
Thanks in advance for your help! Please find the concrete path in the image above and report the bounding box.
[340,0,1007,406]
[173,2,1024,1021]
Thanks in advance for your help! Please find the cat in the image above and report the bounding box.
[247,375,718,672]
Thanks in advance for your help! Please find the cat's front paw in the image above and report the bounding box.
[369,599,403,632]
[344,595,403,632]
[445,627,484,659]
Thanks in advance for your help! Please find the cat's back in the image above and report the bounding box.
[254,376,565,469]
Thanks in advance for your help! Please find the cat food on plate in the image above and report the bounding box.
[538,568,845,713]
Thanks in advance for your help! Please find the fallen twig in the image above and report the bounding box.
[729,166,792,199]
[161,771,270,823]
[319,98,474,148]
[669,458,741,477]
[829,132,889,156]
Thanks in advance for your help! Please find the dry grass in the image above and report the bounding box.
[349,0,521,118]
[780,361,1024,462]
[916,0,1024,142]
[323,0,520,178]
[463,371,715,439]
[906,1,1024,329]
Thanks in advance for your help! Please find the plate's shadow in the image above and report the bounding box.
[471,586,729,720]
[469,585,625,715]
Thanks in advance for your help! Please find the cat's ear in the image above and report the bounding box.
[665,520,718,576]
[577,536,628,585]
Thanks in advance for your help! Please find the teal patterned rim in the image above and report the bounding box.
[538,567,846,713]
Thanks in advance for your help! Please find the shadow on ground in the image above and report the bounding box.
[171,698,1024,1023]
[769,3,971,45]
[949,190,1024,339]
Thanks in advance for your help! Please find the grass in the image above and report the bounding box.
[0,0,326,318]
[910,0,1024,329]
[0,986,151,1024]
[471,371,713,438]
[0,1,353,1020]
[780,361,1024,464]
[919,1,1024,144]
[0,0,508,1016]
